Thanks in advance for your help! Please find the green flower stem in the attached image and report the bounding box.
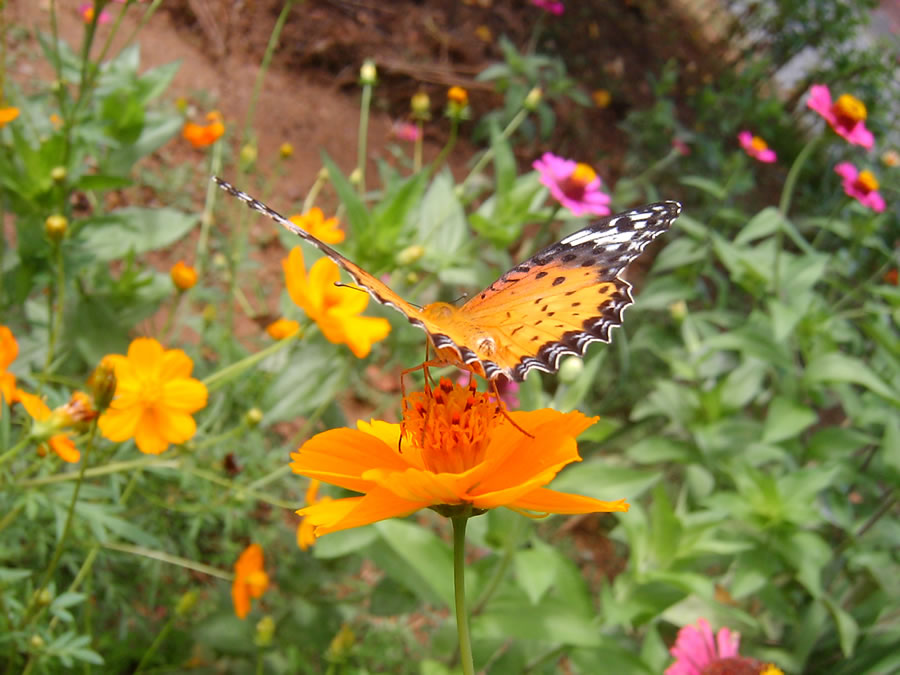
[20,421,99,628]
[133,612,176,673]
[182,466,298,510]
[774,137,820,298]
[118,0,165,52]
[102,541,232,581]
[430,117,459,177]
[191,420,254,450]
[0,436,30,470]
[413,120,424,173]
[202,332,298,390]
[160,289,184,343]
[451,514,476,675]
[196,140,224,279]
[301,170,329,213]
[0,503,24,536]
[17,456,179,488]
[357,82,373,195]
[471,518,522,616]
[247,464,292,492]
[459,106,530,199]
[42,239,65,374]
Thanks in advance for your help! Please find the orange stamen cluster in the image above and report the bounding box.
[832,94,867,125]
[750,136,768,151]
[855,170,879,193]
[402,377,501,474]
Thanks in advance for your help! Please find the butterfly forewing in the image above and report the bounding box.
[458,201,681,380]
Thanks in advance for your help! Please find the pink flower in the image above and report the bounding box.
[79,3,111,24]
[834,162,886,212]
[666,619,784,675]
[532,152,611,217]
[807,85,874,149]
[738,131,777,163]
[672,138,691,156]
[390,120,421,143]
[531,0,565,14]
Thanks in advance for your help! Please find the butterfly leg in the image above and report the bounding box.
[398,358,446,453]
[490,379,535,439]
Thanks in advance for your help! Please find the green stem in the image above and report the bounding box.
[451,514,475,675]
[0,503,23,535]
[301,169,329,213]
[118,0,165,52]
[182,466,297,510]
[430,117,458,177]
[101,541,232,580]
[774,137,820,298]
[17,455,180,488]
[196,139,224,279]
[413,120,424,173]
[133,614,175,673]
[202,332,298,390]
[357,82,373,195]
[42,239,65,374]
[20,421,99,628]
[459,106,530,199]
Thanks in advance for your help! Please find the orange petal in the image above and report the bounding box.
[158,348,194,380]
[235,543,264,576]
[161,378,208,412]
[49,434,80,463]
[126,338,165,378]
[231,579,251,619]
[508,487,629,514]
[155,407,198,444]
[299,488,428,536]
[283,247,317,317]
[289,427,409,492]
[98,404,143,442]
[134,413,170,454]
[16,390,51,421]
[0,325,18,369]
[364,467,462,504]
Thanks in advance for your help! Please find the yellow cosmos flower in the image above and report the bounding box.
[282,247,390,359]
[182,111,225,148]
[170,261,198,291]
[297,479,332,550]
[1,325,19,410]
[266,318,300,340]
[16,391,81,463]
[291,378,627,537]
[98,338,208,454]
[0,107,20,127]
[232,543,269,619]
[288,208,345,244]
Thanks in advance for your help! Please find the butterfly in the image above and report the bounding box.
[214,177,681,382]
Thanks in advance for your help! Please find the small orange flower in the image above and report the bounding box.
[0,107,20,127]
[1,325,19,409]
[297,479,332,550]
[291,378,627,537]
[592,89,611,108]
[288,208,345,244]
[98,338,208,454]
[885,269,898,286]
[447,86,469,107]
[182,111,225,148]
[266,318,300,340]
[16,391,81,463]
[170,261,198,291]
[282,247,390,359]
[231,543,269,619]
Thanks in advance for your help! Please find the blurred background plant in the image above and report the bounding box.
[0,0,897,673]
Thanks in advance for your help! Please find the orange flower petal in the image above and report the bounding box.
[158,348,195,380]
[98,404,143,441]
[161,378,208,412]
[0,325,18,370]
[508,487,629,514]
[49,434,80,463]
[127,338,165,377]
[231,580,251,619]
[16,390,51,421]
[154,407,198,444]
[299,488,428,536]
[134,413,171,454]
[364,467,462,504]
[283,247,316,316]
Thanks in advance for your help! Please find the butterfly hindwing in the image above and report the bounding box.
[457,201,682,380]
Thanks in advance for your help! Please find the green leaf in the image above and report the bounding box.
[372,170,428,253]
[823,596,859,657]
[552,464,662,501]
[74,174,133,191]
[804,353,900,406]
[763,396,817,443]
[75,207,196,261]
[103,112,182,174]
[262,345,348,422]
[321,152,370,243]
[628,437,694,464]
[475,595,601,647]
[735,207,782,244]
[375,520,454,607]
[135,60,180,104]
[312,526,378,559]
[883,416,900,474]
[513,540,560,605]
[418,171,467,264]
[491,121,516,198]
[680,175,727,200]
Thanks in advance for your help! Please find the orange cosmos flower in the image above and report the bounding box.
[282,247,390,359]
[98,338,208,454]
[170,261,198,291]
[16,391,83,463]
[1,325,19,410]
[288,208,345,244]
[0,107,20,127]
[231,543,269,619]
[291,378,628,537]
[182,111,225,148]
[297,479,332,550]
[266,318,300,340]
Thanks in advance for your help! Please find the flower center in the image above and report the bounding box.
[138,378,165,406]
[854,170,879,193]
[832,94,867,126]
[750,136,768,152]
[402,377,501,474]
[560,162,597,200]
[701,657,780,675]
[246,570,269,596]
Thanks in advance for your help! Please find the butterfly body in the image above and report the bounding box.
[214,177,682,382]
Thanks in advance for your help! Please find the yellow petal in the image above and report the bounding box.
[16,390,51,421]
[158,348,194,380]
[155,407,198,444]
[338,315,391,358]
[126,338,165,377]
[134,413,170,454]
[283,247,317,317]
[161,378,208,412]
[509,487,629,514]
[98,404,143,442]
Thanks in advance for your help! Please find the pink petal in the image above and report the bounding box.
[807,84,833,117]
[834,162,858,182]
[758,149,777,162]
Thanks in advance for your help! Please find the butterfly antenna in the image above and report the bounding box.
[452,292,468,305]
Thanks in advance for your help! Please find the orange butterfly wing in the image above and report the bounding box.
[425,202,682,380]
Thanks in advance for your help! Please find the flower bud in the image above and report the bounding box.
[175,590,199,617]
[255,615,276,647]
[30,634,45,649]
[203,304,217,323]
[395,244,425,266]
[523,87,543,111]
[240,143,257,168]
[557,356,583,383]
[44,214,68,242]
[349,168,362,186]
[327,623,355,661]
[410,91,431,121]
[37,588,53,606]
[170,261,198,291]
[51,166,67,183]
[669,300,688,321]
[359,59,377,86]
[245,408,264,428]
[89,358,118,412]
[280,142,294,158]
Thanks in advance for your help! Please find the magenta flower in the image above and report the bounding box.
[532,152,611,217]
[835,162,886,212]
[666,619,781,675]
[390,120,421,143]
[738,131,777,163]
[672,138,691,156]
[79,3,111,24]
[807,85,874,149]
[531,0,565,14]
